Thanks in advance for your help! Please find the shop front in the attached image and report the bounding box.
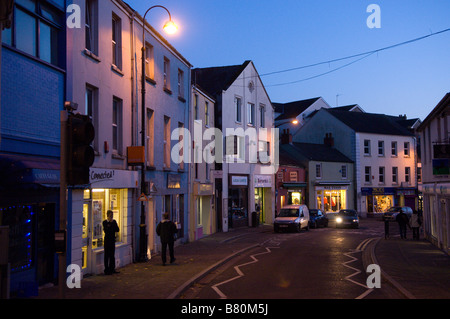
[77,168,138,276]
[193,182,215,239]
[228,175,249,228]
[315,184,350,214]
[254,174,273,225]
[362,187,418,214]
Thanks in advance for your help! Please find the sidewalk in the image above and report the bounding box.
[372,235,450,299]
[34,225,272,299]
[33,223,450,299]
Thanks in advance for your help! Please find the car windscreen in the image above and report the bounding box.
[386,207,401,213]
[339,210,357,216]
[278,209,299,217]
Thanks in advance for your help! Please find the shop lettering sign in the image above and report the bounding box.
[231,176,247,186]
[254,175,272,187]
[90,169,115,182]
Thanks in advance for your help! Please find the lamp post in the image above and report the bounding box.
[139,5,178,262]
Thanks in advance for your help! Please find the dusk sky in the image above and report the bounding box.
[126,0,450,122]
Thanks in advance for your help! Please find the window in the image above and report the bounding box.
[146,109,154,167]
[226,135,243,160]
[391,141,397,156]
[178,122,184,171]
[247,103,255,126]
[164,116,171,168]
[378,141,384,156]
[315,164,322,179]
[177,69,184,98]
[145,42,154,80]
[85,0,98,55]
[194,94,199,120]
[404,142,410,157]
[205,101,209,126]
[341,165,347,179]
[3,0,63,67]
[85,85,98,150]
[365,166,372,184]
[379,167,385,184]
[258,140,270,163]
[364,140,371,156]
[235,97,242,123]
[112,13,122,69]
[163,57,171,91]
[260,105,265,128]
[196,197,202,227]
[417,167,422,183]
[112,97,122,154]
[392,167,398,184]
[405,167,411,184]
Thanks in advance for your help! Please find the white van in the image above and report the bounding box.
[274,204,310,232]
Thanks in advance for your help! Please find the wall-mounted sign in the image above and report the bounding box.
[231,175,248,186]
[254,175,272,187]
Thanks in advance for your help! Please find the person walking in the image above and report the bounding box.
[103,210,120,275]
[410,210,422,240]
[156,212,177,266]
[395,209,410,239]
[383,216,390,239]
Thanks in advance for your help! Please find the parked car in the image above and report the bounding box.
[309,209,328,228]
[335,209,359,228]
[274,205,310,232]
[383,206,413,221]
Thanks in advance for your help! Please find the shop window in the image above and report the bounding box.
[91,189,124,248]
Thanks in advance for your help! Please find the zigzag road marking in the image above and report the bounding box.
[342,237,378,299]
[211,238,285,299]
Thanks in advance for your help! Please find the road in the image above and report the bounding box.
[181,218,404,299]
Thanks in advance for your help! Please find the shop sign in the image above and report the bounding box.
[254,175,272,187]
[361,187,396,196]
[167,174,181,189]
[231,175,248,186]
[194,183,214,196]
[90,168,139,188]
[289,171,298,182]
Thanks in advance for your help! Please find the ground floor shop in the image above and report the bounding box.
[361,187,418,215]
[420,183,449,255]
[71,168,138,276]
[314,184,352,213]
[191,182,215,241]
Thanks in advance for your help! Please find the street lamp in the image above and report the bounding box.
[139,5,178,262]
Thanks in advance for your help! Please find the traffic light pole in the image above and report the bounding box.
[59,110,68,299]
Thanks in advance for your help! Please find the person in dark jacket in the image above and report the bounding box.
[156,212,177,266]
[103,210,120,275]
[395,210,410,239]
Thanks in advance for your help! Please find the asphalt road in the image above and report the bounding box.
[182,218,403,299]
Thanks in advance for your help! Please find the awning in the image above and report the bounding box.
[0,153,60,188]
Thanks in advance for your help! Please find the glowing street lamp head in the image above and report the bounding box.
[292,120,299,125]
[163,20,178,34]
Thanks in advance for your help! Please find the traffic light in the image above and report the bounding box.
[67,113,95,185]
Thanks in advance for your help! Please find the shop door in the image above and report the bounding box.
[36,203,55,286]
[82,201,92,274]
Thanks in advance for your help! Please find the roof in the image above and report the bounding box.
[279,142,353,165]
[325,109,414,136]
[273,97,321,121]
[192,61,252,97]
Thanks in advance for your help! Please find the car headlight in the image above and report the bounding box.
[353,219,358,223]
[336,217,343,223]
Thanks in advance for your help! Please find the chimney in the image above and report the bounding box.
[324,133,334,147]
[281,129,293,145]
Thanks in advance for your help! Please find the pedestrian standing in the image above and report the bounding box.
[156,212,177,266]
[410,210,422,240]
[103,210,120,275]
[395,209,410,239]
[384,216,390,239]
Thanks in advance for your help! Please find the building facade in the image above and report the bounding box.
[0,0,66,296]
[66,0,191,276]
[417,93,450,254]
[189,84,216,241]
[294,108,417,217]
[192,61,276,231]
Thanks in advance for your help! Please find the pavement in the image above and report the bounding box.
[31,219,450,300]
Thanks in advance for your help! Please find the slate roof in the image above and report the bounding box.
[273,97,321,121]
[325,109,414,136]
[191,61,251,97]
[279,142,353,166]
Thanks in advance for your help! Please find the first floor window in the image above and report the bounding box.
[112,98,122,154]
[365,166,372,183]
